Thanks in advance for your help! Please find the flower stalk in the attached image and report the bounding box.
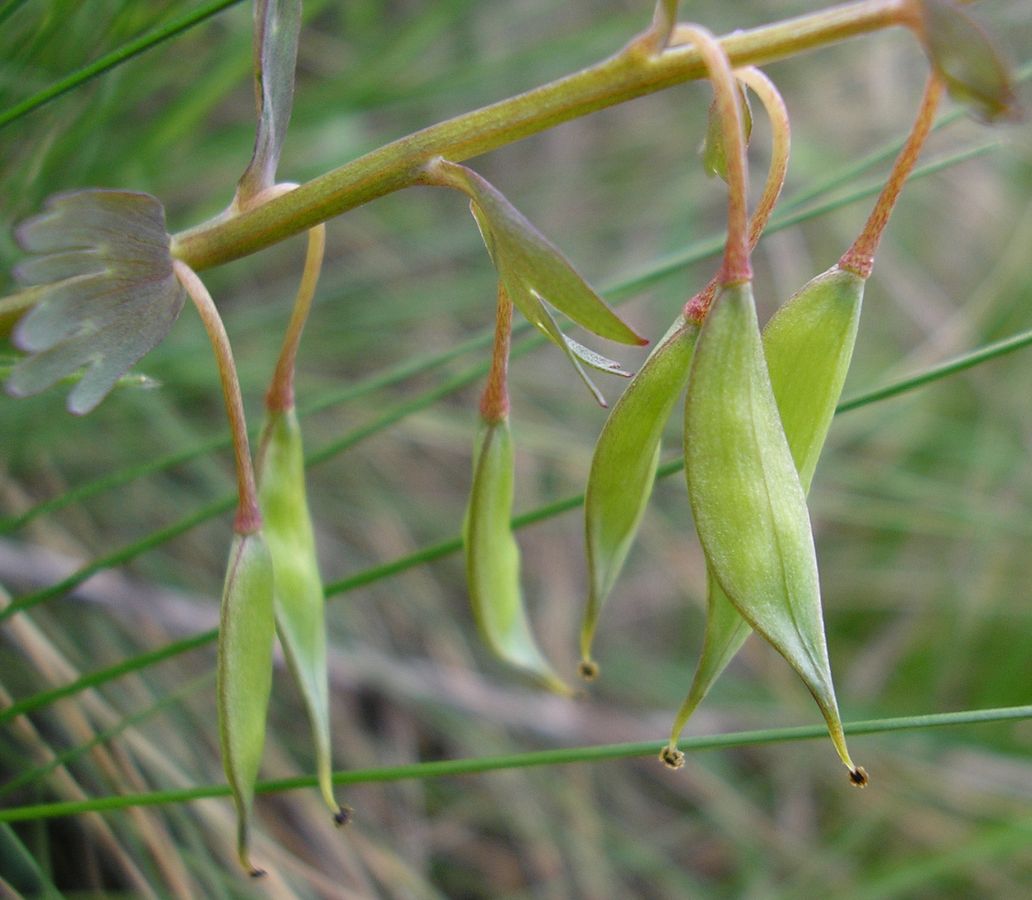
[173,261,262,535]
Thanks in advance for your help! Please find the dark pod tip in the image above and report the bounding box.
[849,766,869,788]
[334,805,353,827]
[577,660,600,681]
[249,866,267,879]
[659,746,685,770]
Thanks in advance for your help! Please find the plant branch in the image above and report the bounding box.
[170,0,908,271]
[2,704,1028,822]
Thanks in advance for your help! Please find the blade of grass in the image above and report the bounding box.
[0,0,247,131]
[1,704,1028,823]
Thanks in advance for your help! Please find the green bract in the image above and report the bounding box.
[464,416,569,694]
[217,530,276,876]
[580,315,699,675]
[429,158,645,405]
[669,267,865,747]
[3,190,185,415]
[256,407,345,823]
[682,280,862,781]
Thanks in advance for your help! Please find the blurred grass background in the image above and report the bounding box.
[1,0,1032,896]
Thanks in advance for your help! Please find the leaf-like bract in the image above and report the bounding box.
[237,0,303,203]
[432,159,644,403]
[4,190,184,415]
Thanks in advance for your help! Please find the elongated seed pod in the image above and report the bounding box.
[682,280,863,782]
[580,316,699,677]
[668,268,865,750]
[464,417,569,694]
[217,530,276,875]
[256,407,346,823]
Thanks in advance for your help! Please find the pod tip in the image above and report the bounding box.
[848,766,869,788]
[334,805,353,827]
[659,745,684,770]
[248,865,267,879]
[577,660,600,681]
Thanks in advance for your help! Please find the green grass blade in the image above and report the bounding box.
[1,705,1028,823]
[0,0,247,131]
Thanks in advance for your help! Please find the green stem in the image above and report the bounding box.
[2,704,1027,822]
[170,0,907,271]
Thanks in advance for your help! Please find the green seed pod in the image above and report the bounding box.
[464,416,569,694]
[668,268,865,754]
[580,316,699,677]
[217,530,276,875]
[682,280,864,782]
[256,407,347,824]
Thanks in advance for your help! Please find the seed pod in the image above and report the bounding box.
[217,530,276,875]
[580,316,699,677]
[464,416,569,694]
[256,407,347,824]
[682,280,863,782]
[668,268,865,751]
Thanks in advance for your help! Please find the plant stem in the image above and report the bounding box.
[674,25,751,285]
[839,73,944,277]
[265,222,326,412]
[173,261,261,534]
[171,0,907,271]
[686,65,790,322]
[480,285,513,424]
